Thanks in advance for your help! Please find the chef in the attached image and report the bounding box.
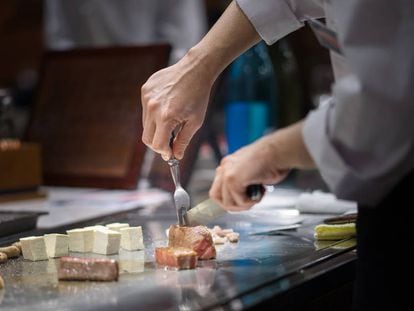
[43,0,207,64]
[141,1,414,309]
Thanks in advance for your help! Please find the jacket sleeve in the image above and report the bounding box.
[236,0,324,44]
[303,0,414,205]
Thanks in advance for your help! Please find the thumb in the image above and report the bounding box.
[173,122,199,159]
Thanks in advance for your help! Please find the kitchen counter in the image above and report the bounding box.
[0,196,356,310]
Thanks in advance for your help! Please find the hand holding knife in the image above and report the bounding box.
[167,126,266,226]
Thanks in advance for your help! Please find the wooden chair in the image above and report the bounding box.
[26,45,170,189]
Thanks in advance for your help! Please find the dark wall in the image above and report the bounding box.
[0,0,43,88]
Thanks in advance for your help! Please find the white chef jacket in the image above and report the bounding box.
[237,0,414,206]
[44,0,207,63]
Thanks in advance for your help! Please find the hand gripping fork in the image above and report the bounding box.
[167,128,190,226]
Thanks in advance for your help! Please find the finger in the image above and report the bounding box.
[152,119,179,160]
[231,185,253,210]
[142,121,156,148]
[209,167,223,205]
[141,95,147,127]
[221,183,238,211]
[173,122,199,159]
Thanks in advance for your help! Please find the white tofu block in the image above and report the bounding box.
[119,249,145,273]
[84,225,107,231]
[105,223,130,232]
[66,228,94,252]
[120,226,144,251]
[44,234,69,258]
[20,236,48,261]
[93,228,121,255]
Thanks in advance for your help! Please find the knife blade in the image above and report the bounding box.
[186,184,265,226]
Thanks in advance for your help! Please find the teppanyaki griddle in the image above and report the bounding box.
[0,211,47,238]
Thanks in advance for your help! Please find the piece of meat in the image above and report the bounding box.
[168,225,216,260]
[155,247,197,270]
[212,225,234,237]
[58,256,119,282]
[226,232,240,243]
[212,235,227,245]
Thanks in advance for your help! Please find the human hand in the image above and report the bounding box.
[141,51,214,160]
[209,135,290,211]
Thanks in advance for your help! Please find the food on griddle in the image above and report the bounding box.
[106,222,130,232]
[212,235,227,245]
[0,252,7,264]
[155,247,198,270]
[12,241,22,252]
[168,225,216,259]
[226,232,240,243]
[209,225,240,244]
[64,222,145,256]
[0,246,21,258]
[44,234,69,258]
[66,228,95,252]
[20,236,48,261]
[323,213,357,225]
[314,238,356,250]
[0,275,4,289]
[58,256,119,282]
[314,223,356,241]
[120,226,144,251]
[212,226,233,237]
[83,225,107,231]
[93,228,121,255]
[0,242,23,264]
[119,249,145,273]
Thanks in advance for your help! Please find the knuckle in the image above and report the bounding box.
[159,111,171,123]
[220,158,227,166]
[220,156,233,166]
[151,141,163,151]
[224,171,236,183]
[147,99,159,112]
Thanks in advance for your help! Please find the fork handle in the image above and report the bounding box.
[169,125,183,155]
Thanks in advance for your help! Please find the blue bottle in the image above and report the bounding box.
[225,42,277,154]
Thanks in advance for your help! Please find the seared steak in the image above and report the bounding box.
[155,247,197,270]
[58,256,119,281]
[168,225,216,260]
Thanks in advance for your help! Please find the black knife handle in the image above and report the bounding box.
[246,184,265,201]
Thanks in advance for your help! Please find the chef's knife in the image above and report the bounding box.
[186,184,265,226]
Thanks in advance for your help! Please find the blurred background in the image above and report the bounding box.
[0,0,333,203]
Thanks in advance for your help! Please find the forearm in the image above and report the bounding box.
[185,1,261,82]
[265,121,316,171]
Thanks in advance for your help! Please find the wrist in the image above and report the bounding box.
[265,122,316,170]
[184,45,222,85]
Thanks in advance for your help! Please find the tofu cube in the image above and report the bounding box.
[120,226,144,251]
[119,249,145,273]
[44,234,69,258]
[105,223,130,232]
[67,228,94,252]
[84,225,107,231]
[20,236,48,261]
[93,228,121,255]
